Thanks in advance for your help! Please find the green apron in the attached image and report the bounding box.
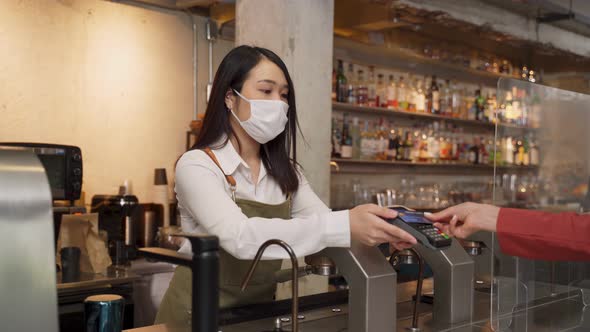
[155,149,291,327]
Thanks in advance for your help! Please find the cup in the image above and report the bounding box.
[140,211,156,247]
[60,247,81,282]
[84,294,125,332]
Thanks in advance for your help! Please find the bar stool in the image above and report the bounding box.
[84,294,125,332]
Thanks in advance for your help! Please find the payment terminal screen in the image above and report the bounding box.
[396,211,432,224]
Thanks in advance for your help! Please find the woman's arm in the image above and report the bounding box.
[175,160,350,260]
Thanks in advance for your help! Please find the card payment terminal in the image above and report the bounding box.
[387,206,452,250]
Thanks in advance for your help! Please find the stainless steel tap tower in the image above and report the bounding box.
[0,150,59,332]
[415,239,475,325]
[321,241,398,332]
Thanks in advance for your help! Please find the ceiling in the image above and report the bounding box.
[121,0,590,73]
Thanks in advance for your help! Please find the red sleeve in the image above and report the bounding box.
[497,208,590,261]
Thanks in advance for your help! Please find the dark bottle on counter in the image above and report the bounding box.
[340,114,353,159]
[336,60,348,103]
[468,137,480,164]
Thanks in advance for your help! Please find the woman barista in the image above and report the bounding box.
[156,45,417,326]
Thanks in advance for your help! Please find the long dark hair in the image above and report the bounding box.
[192,45,301,195]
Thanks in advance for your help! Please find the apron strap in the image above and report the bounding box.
[203,147,237,201]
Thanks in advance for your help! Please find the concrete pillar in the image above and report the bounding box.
[235,0,335,299]
[236,0,334,204]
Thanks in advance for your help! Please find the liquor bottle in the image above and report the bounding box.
[347,64,356,104]
[475,89,486,121]
[529,135,540,166]
[479,137,489,165]
[351,117,361,159]
[375,118,388,160]
[336,60,348,103]
[522,135,530,166]
[451,81,462,118]
[386,74,397,109]
[407,76,417,112]
[411,127,421,161]
[424,75,432,114]
[376,73,386,108]
[367,66,377,107]
[444,79,453,116]
[340,114,353,159]
[332,66,337,102]
[450,129,459,161]
[467,90,477,120]
[386,129,399,161]
[439,131,451,161]
[396,128,405,161]
[430,75,440,114]
[468,137,480,164]
[493,139,502,165]
[418,129,430,163]
[486,93,497,123]
[331,117,341,158]
[403,130,413,161]
[415,78,426,113]
[457,132,466,162]
[514,138,524,165]
[360,120,373,160]
[398,76,408,111]
[429,124,440,163]
[504,137,514,165]
[356,70,368,106]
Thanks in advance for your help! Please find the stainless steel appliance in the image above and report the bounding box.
[0,149,59,332]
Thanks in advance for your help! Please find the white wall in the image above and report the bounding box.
[0,0,232,205]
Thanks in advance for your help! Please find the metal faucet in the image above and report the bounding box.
[241,239,300,332]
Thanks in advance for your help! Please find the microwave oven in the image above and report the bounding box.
[0,142,83,201]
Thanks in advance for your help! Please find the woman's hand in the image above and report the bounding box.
[425,202,500,239]
[349,204,417,249]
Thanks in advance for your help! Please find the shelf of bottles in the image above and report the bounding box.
[330,59,541,172]
[333,37,538,90]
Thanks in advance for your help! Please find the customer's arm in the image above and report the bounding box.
[426,203,590,261]
[496,208,590,261]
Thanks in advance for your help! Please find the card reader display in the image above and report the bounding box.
[387,207,452,250]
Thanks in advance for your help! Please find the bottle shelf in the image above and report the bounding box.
[332,102,536,131]
[334,37,518,89]
[331,158,539,174]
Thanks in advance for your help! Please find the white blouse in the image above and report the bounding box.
[175,140,350,260]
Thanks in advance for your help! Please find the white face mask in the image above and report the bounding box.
[230,89,289,144]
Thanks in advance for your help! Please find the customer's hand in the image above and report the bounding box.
[425,202,500,239]
[350,204,417,248]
